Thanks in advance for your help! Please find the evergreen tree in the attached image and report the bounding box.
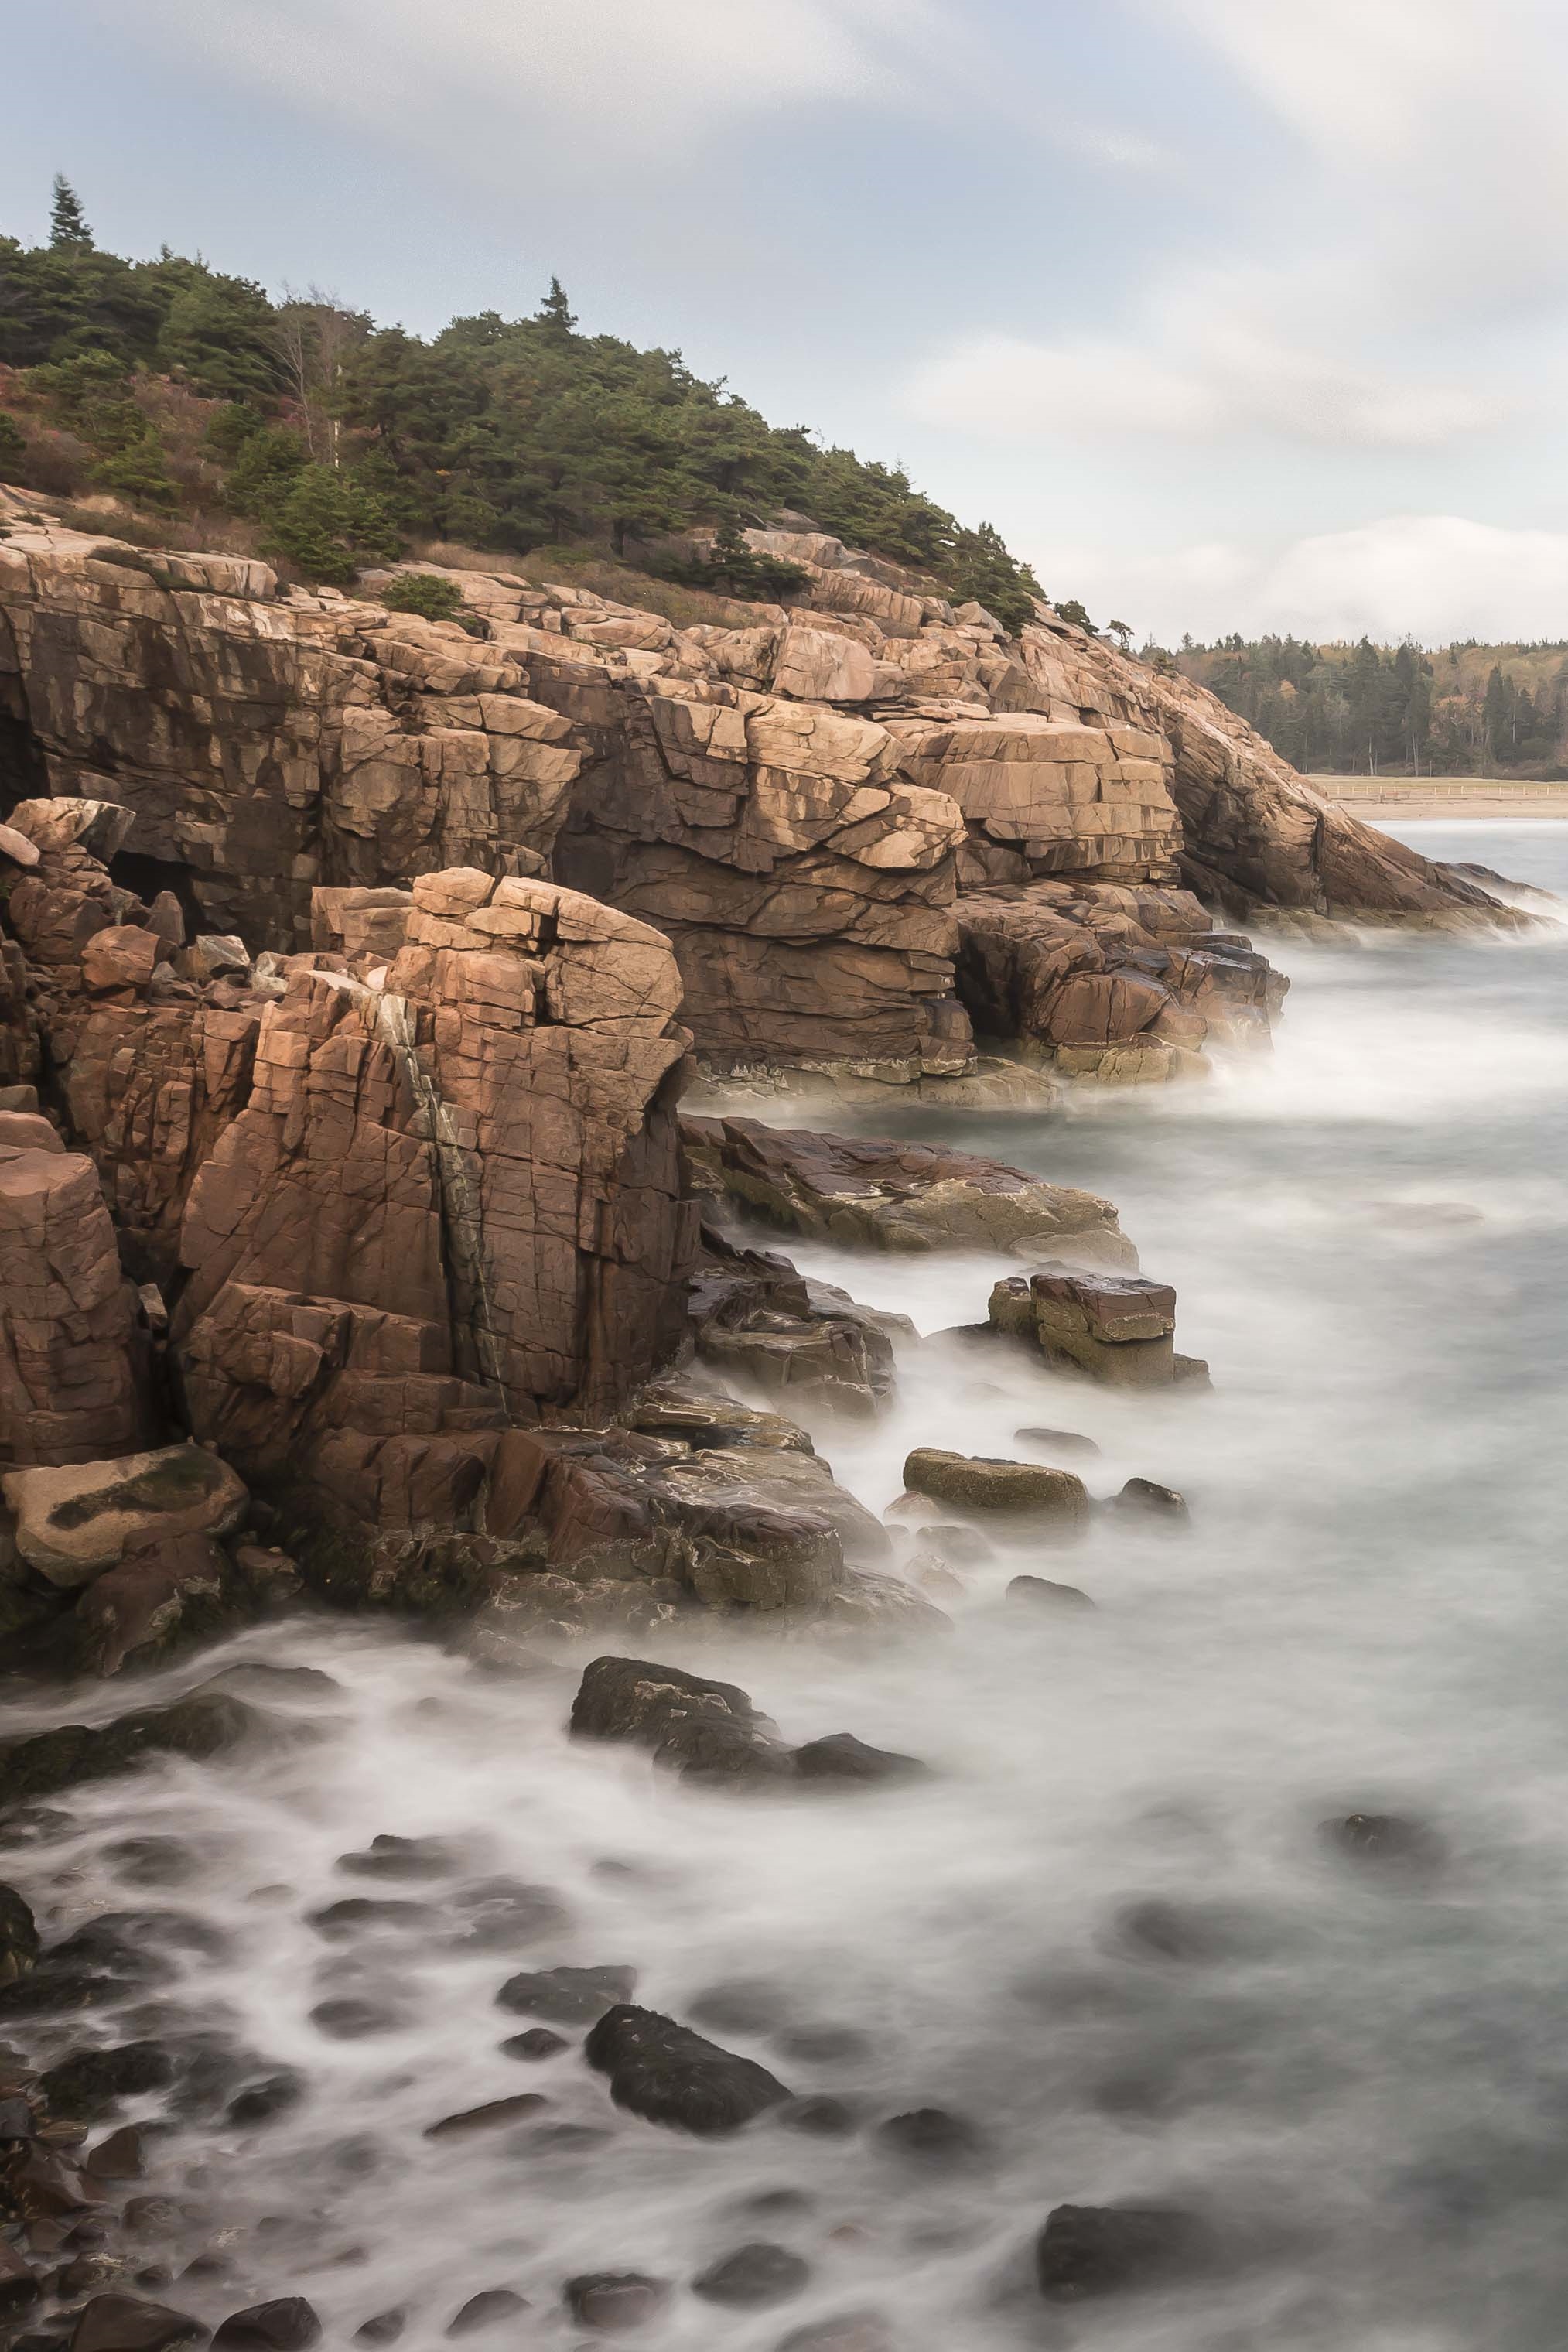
[534,277,577,336]
[261,463,400,583]
[48,176,92,253]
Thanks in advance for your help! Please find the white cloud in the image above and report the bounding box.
[1054,517,1568,647]
[114,0,949,177]
[907,323,1514,447]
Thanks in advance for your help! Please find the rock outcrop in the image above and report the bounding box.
[1,516,1518,1103]
[682,1115,1133,1259]
[175,869,695,1520]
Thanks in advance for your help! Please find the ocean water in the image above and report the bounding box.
[5,824,1567,2351]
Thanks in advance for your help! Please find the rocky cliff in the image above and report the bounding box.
[1,499,1512,1096]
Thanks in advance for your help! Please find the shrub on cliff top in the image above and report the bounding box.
[261,462,400,584]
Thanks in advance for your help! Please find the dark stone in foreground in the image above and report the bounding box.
[692,2242,810,2309]
[495,1966,635,2026]
[424,2093,548,2139]
[1035,2203,1213,2300]
[500,2026,568,2060]
[70,2294,205,2350]
[40,2042,176,2120]
[876,2107,980,2162]
[446,2290,527,2336]
[585,2004,792,2135]
[564,2272,668,2330]
[353,2316,405,2347]
[1112,1476,1189,1521]
[210,2303,320,2350]
[570,1656,789,1783]
[0,1691,256,1815]
[0,1883,39,1982]
[793,1734,927,1786]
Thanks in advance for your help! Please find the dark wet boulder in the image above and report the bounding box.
[495,1966,636,2026]
[353,2316,406,2347]
[308,1995,409,2039]
[0,1884,39,1983]
[446,1875,570,1949]
[1034,2202,1213,2299]
[70,2294,206,2350]
[792,1734,927,1786]
[0,1690,256,1815]
[774,2315,894,2352]
[210,2302,322,2350]
[570,1656,789,1782]
[336,1834,458,1881]
[445,2290,528,2336]
[1320,1813,1445,1872]
[585,2004,792,2135]
[875,2107,981,2163]
[563,2273,668,2330]
[306,1898,435,1940]
[1006,1574,1095,1612]
[0,2241,39,2315]
[1110,1476,1189,1522]
[39,2042,176,2120]
[224,2068,306,2128]
[500,2026,567,2060]
[692,2242,810,2309]
[423,2092,548,2140]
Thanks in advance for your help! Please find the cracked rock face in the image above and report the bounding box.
[0,522,1514,1099]
[173,870,696,1516]
[0,1147,147,1468]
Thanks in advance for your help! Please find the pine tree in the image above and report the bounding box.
[48,175,92,252]
[534,277,577,337]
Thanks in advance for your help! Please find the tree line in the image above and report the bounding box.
[0,178,1047,624]
[1159,631,1568,778]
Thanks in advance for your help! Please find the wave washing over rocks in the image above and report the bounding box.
[0,497,1562,2350]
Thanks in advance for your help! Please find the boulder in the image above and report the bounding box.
[692,2242,810,2309]
[902,1448,1089,1522]
[689,1237,899,1417]
[792,1733,927,1785]
[563,2274,669,2331]
[495,1966,637,2026]
[584,2002,793,2134]
[69,2295,205,2351]
[0,1687,257,1814]
[210,2302,323,2350]
[989,1267,1184,1386]
[682,1116,1131,1261]
[3,1444,248,1584]
[569,1656,789,1783]
[1034,2203,1213,2301]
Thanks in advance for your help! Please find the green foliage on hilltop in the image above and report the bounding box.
[1161,631,1568,778]
[0,185,1047,620]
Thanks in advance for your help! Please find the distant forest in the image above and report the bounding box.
[1159,631,1568,778]
[0,177,1047,627]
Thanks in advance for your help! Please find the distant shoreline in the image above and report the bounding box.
[1306,774,1568,822]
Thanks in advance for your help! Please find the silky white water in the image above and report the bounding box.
[7,823,1568,2352]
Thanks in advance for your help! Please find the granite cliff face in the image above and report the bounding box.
[1,503,1512,1096]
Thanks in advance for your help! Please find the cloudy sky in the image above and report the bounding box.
[4,0,1566,645]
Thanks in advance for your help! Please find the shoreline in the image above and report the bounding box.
[1307,775,1568,823]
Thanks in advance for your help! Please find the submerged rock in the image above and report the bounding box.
[495,1967,637,2026]
[1034,2202,1213,2300]
[692,2243,810,2309]
[210,2300,323,2349]
[585,2003,793,2135]
[0,1688,257,1815]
